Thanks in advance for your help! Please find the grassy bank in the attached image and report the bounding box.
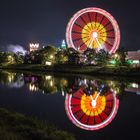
[0,63,140,76]
[0,108,75,140]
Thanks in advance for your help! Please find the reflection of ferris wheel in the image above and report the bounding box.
[65,88,119,130]
[66,8,120,53]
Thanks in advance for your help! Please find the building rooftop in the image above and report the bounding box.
[126,51,140,60]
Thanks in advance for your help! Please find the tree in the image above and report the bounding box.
[115,47,127,66]
[55,50,68,64]
[95,49,109,65]
[0,52,15,64]
[84,48,96,64]
[14,52,24,64]
[37,45,57,64]
[65,48,80,64]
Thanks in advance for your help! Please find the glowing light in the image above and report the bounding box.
[50,80,53,87]
[61,40,67,49]
[29,83,38,92]
[45,61,52,65]
[7,74,14,83]
[8,55,12,59]
[110,60,116,65]
[127,60,133,64]
[45,75,52,80]
[114,54,118,58]
[29,43,39,52]
[84,79,87,84]
[92,32,98,38]
[132,83,139,88]
[133,60,139,64]
[62,90,65,96]
[50,55,54,59]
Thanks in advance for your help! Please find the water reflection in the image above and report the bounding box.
[65,79,119,130]
[0,70,140,131]
[0,71,24,88]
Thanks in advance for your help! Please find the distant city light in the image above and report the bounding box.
[132,83,139,88]
[133,60,139,64]
[45,75,52,80]
[114,54,118,58]
[29,43,39,52]
[29,83,38,92]
[127,60,133,64]
[45,61,52,66]
[60,40,67,49]
[110,60,116,65]
[50,80,53,87]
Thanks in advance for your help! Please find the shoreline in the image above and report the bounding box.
[0,64,140,77]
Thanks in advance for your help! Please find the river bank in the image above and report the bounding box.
[0,108,75,140]
[0,64,140,77]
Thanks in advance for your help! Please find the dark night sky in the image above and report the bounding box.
[0,0,140,51]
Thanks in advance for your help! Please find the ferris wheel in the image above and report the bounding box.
[66,8,120,53]
[65,87,119,130]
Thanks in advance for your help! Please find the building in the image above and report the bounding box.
[126,50,140,66]
[59,40,67,49]
[29,43,40,52]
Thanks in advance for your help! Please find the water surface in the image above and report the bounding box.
[0,70,140,140]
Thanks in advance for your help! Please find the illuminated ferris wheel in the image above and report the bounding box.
[65,87,119,131]
[66,8,120,53]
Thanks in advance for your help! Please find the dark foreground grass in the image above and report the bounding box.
[0,108,75,140]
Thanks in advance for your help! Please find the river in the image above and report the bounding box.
[0,70,140,140]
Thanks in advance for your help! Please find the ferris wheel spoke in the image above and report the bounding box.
[107,36,115,39]
[73,109,81,115]
[98,113,104,122]
[97,15,105,30]
[100,29,114,34]
[72,31,82,34]
[72,30,89,35]
[73,38,82,42]
[94,13,98,28]
[87,12,93,30]
[79,113,85,121]
[80,16,91,31]
[102,110,109,116]
[74,22,84,30]
[95,38,102,48]
[100,35,115,39]
[79,38,90,48]
[73,36,89,42]
[98,22,111,32]
[106,29,114,33]
[86,114,91,124]
[88,38,94,48]
[100,38,113,47]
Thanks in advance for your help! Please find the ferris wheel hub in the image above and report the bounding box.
[92,32,98,39]
[91,100,97,108]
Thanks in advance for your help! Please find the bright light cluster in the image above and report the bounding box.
[29,43,39,52]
